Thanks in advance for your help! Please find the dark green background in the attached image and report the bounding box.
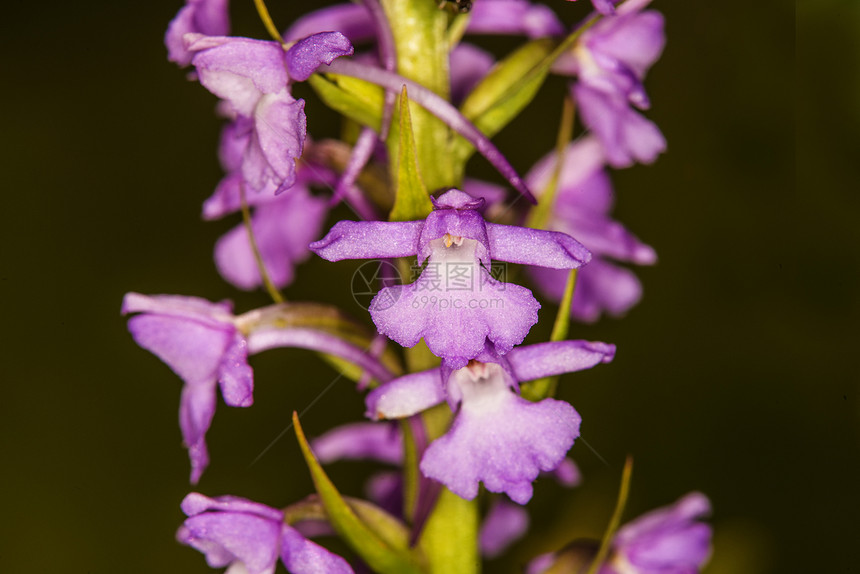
[1,0,853,572]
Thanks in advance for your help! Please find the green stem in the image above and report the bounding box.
[585,456,634,574]
[526,95,575,231]
[400,419,420,523]
[252,0,285,44]
[380,0,454,191]
[419,488,480,574]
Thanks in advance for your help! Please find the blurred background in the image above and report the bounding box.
[1,0,853,572]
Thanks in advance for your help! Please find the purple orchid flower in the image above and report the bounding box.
[527,492,712,574]
[480,499,531,558]
[178,492,354,574]
[555,0,666,167]
[123,294,395,482]
[122,293,252,483]
[365,339,614,503]
[526,137,656,322]
[310,189,590,366]
[185,32,354,194]
[165,0,230,67]
[602,492,712,574]
[200,132,334,291]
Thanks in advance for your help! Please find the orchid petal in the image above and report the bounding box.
[285,32,355,82]
[310,220,423,261]
[247,327,394,383]
[486,223,591,269]
[468,0,565,38]
[179,384,216,484]
[311,421,403,465]
[366,471,404,516]
[332,127,378,206]
[284,4,375,44]
[126,314,232,385]
[570,260,646,321]
[420,376,580,504]
[560,214,657,265]
[246,91,306,193]
[181,493,285,522]
[370,264,539,367]
[365,368,445,419]
[552,457,582,488]
[218,335,254,408]
[573,80,665,168]
[280,525,355,574]
[180,507,281,574]
[506,339,616,381]
[187,35,287,116]
[611,492,712,574]
[122,292,234,324]
[165,0,230,66]
[479,499,530,558]
[526,137,607,206]
[589,11,665,79]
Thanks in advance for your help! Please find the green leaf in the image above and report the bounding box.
[283,496,419,560]
[400,420,420,523]
[418,488,479,574]
[452,39,554,162]
[292,412,426,574]
[585,456,634,574]
[308,74,383,132]
[452,16,601,165]
[526,95,576,232]
[390,87,433,222]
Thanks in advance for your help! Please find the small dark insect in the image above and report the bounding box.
[438,0,472,13]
